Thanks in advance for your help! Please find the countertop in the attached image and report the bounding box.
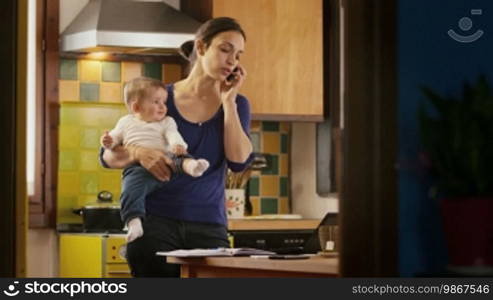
[59,217,321,234]
[58,232,127,237]
[227,218,320,231]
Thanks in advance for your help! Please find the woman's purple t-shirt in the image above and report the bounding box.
[100,84,252,226]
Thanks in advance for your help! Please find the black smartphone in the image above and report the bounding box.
[226,67,239,82]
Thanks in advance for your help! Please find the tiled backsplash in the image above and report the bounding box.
[249,121,290,215]
[59,59,182,103]
[58,103,127,224]
[57,58,291,223]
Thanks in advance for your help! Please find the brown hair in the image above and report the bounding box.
[179,17,246,69]
[123,77,166,111]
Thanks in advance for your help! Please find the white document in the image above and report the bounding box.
[156,248,276,257]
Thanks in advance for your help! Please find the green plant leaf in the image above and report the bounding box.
[420,87,449,117]
[418,75,493,198]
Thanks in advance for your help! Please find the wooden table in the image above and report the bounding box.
[167,255,339,278]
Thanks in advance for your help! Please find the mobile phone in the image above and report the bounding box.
[226,67,239,82]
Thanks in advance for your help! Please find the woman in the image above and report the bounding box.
[100,17,253,277]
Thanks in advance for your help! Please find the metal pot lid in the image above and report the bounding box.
[80,191,117,209]
[97,190,113,202]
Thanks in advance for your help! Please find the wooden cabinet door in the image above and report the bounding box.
[213,0,323,120]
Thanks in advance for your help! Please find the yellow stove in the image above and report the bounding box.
[59,233,131,278]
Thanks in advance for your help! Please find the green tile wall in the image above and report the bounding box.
[80,83,99,102]
[247,121,291,215]
[281,134,288,153]
[262,121,280,132]
[261,154,279,175]
[143,63,162,80]
[280,177,289,197]
[102,61,121,82]
[60,59,78,80]
[260,198,279,214]
[249,177,259,196]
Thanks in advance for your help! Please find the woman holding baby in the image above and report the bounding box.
[99,17,253,277]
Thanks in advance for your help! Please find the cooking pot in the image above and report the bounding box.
[73,191,124,233]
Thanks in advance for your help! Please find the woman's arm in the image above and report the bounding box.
[223,101,252,163]
[102,145,175,181]
[221,64,253,163]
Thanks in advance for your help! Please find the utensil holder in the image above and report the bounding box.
[225,189,245,219]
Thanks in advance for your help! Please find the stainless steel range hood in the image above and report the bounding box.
[60,0,201,55]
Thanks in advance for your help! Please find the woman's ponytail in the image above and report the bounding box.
[178,40,195,62]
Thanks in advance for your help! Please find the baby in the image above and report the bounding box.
[100,76,209,242]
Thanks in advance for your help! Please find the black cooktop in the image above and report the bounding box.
[57,223,126,234]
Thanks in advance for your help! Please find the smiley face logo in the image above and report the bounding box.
[3,281,20,297]
[448,9,484,43]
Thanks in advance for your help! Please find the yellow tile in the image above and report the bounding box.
[163,64,182,84]
[280,154,289,176]
[99,171,122,197]
[260,175,279,196]
[58,172,80,196]
[249,197,260,216]
[79,106,124,127]
[279,197,290,214]
[280,122,291,133]
[80,60,101,82]
[56,195,79,224]
[78,194,97,207]
[251,121,261,132]
[100,82,122,103]
[119,106,130,115]
[122,62,142,82]
[59,126,80,149]
[80,151,99,171]
[56,195,78,213]
[59,80,80,102]
[113,191,121,201]
[262,132,280,153]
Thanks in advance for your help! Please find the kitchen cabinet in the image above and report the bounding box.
[59,234,131,278]
[213,0,323,120]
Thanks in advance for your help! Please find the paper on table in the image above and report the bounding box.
[156,247,276,257]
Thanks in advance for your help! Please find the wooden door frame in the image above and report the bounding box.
[338,0,398,276]
[29,0,59,228]
[0,0,18,277]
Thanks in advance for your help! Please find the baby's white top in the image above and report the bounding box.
[108,114,187,151]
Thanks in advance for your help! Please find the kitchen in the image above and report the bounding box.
[3,0,399,278]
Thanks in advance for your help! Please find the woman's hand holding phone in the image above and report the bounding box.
[220,64,246,106]
[226,67,238,82]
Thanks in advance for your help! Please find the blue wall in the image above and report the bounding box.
[398,0,493,276]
